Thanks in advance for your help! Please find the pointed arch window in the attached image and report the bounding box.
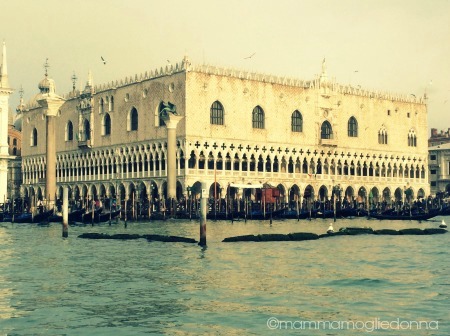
[210,101,224,125]
[378,128,388,144]
[30,128,38,147]
[65,121,73,141]
[291,110,303,132]
[99,98,104,114]
[252,106,265,129]
[128,107,138,131]
[321,121,332,139]
[158,102,166,127]
[103,113,111,136]
[83,119,91,140]
[408,129,417,147]
[348,117,358,137]
[109,96,114,111]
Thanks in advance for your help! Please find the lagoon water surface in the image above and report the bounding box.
[0,217,448,335]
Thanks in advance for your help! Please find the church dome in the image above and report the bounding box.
[38,75,56,94]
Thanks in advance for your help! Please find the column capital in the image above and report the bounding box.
[161,114,183,129]
[37,94,65,117]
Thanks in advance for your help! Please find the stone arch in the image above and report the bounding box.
[318,185,328,201]
[394,187,403,202]
[345,186,354,202]
[382,187,391,202]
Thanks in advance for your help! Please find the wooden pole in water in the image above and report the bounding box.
[199,182,207,246]
[91,198,94,226]
[62,186,68,237]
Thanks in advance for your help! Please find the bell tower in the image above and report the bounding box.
[0,41,13,203]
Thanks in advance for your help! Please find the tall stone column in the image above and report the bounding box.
[161,114,183,200]
[37,96,65,209]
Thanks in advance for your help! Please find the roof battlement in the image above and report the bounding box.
[24,57,425,110]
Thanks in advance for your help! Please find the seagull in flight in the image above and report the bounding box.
[244,52,256,59]
[101,56,107,65]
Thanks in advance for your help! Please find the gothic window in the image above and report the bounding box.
[13,138,17,146]
[408,130,417,147]
[84,119,91,140]
[30,128,38,146]
[128,107,138,131]
[99,98,104,114]
[103,113,111,136]
[252,106,264,129]
[65,121,73,141]
[291,110,303,132]
[109,96,114,111]
[348,117,358,137]
[378,128,388,144]
[321,121,332,139]
[210,101,224,125]
[158,102,166,127]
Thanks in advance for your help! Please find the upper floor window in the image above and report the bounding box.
[109,96,114,111]
[65,121,73,141]
[103,113,111,136]
[252,106,265,129]
[12,138,17,146]
[348,117,358,137]
[210,101,224,125]
[30,128,38,147]
[291,110,303,132]
[430,154,436,160]
[321,121,332,139]
[408,130,417,147]
[128,107,138,131]
[157,102,166,127]
[83,119,91,140]
[378,128,388,144]
[99,98,104,114]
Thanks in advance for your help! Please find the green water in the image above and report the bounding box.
[0,217,448,335]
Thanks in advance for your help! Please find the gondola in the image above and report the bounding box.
[13,209,54,223]
[48,208,86,222]
[82,207,104,223]
[370,208,441,221]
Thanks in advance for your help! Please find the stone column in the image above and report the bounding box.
[161,114,183,200]
[46,115,56,204]
[37,95,65,210]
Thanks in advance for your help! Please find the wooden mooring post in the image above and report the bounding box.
[62,187,69,238]
[199,182,207,246]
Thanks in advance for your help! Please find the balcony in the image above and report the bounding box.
[78,139,92,149]
[320,137,337,147]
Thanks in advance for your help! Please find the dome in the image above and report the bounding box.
[38,75,56,94]
[13,115,22,131]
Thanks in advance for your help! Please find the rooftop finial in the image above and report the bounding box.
[44,58,50,77]
[71,71,77,91]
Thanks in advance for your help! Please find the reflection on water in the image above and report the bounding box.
[0,218,448,335]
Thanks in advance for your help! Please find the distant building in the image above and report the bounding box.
[428,143,450,195]
[428,128,450,147]
[20,56,429,206]
[0,42,13,203]
[8,106,22,200]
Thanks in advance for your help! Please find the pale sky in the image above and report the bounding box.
[3,0,449,132]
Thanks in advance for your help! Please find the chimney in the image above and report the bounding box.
[431,128,438,137]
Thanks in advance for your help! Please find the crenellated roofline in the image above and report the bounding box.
[23,56,426,110]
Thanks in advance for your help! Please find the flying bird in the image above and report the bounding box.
[101,56,106,65]
[244,52,256,59]
[410,94,416,98]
